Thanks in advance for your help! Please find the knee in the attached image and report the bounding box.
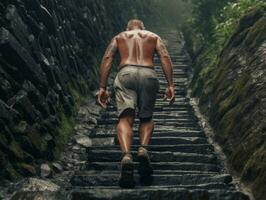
[118,109,135,127]
[139,117,153,123]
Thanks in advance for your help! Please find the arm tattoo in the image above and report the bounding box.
[157,38,169,57]
[103,38,117,58]
[99,37,117,89]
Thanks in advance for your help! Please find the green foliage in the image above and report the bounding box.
[185,0,265,50]
[53,113,74,159]
[188,0,230,41]
[214,0,266,46]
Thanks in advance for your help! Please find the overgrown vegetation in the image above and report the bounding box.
[183,1,266,200]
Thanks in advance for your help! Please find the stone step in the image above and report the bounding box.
[71,182,235,190]
[81,170,219,176]
[71,173,232,187]
[97,122,200,129]
[89,129,205,138]
[87,150,217,163]
[86,143,213,153]
[133,136,208,145]
[95,124,202,132]
[156,72,187,76]
[106,105,194,112]
[85,136,210,147]
[100,113,198,121]
[85,162,220,172]
[98,119,199,126]
[71,188,249,200]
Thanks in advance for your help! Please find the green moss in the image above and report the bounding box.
[27,132,47,156]
[15,162,37,176]
[242,143,266,180]
[9,141,24,160]
[244,15,266,48]
[52,112,74,159]
[68,85,82,113]
[4,164,21,181]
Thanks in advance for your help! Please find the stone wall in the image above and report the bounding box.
[0,0,154,181]
[189,7,266,200]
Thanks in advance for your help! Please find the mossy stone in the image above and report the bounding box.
[15,163,37,176]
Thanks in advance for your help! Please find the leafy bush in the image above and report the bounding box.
[214,0,266,46]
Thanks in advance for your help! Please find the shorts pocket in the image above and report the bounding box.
[118,72,131,82]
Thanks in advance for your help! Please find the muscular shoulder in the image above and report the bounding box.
[143,30,159,38]
[116,30,158,39]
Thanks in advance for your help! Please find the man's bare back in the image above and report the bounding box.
[99,27,174,91]
[98,19,175,107]
[116,30,158,68]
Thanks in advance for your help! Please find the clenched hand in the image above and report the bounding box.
[97,88,111,108]
[164,85,175,105]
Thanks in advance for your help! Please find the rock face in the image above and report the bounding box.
[0,0,154,181]
[190,7,266,200]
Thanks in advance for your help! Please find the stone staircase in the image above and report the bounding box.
[69,30,250,200]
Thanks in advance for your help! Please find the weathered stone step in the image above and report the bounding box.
[156,69,187,73]
[154,65,189,70]
[90,129,205,138]
[86,144,214,154]
[155,107,195,112]
[157,91,186,96]
[154,101,191,106]
[158,82,187,86]
[153,110,195,114]
[86,136,209,147]
[83,170,219,176]
[96,124,202,132]
[131,136,208,145]
[106,105,193,112]
[100,113,197,121]
[157,71,187,74]
[98,118,199,126]
[71,188,249,200]
[156,72,187,76]
[85,162,220,172]
[71,182,236,191]
[96,120,201,128]
[99,116,197,121]
[87,150,217,163]
[71,173,232,187]
[157,87,186,92]
[156,99,189,104]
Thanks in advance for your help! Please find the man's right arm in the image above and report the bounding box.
[155,36,174,87]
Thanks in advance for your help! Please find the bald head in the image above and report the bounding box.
[127,19,145,31]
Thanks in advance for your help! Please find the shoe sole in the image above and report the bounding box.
[118,161,135,188]
[137,154,153,185]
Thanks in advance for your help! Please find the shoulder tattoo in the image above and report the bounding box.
[157,38,169,57]
[103,38,117,58]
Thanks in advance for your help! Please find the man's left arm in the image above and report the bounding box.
[99,37,118,89]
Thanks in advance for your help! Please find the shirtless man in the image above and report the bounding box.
[97,19,175,188]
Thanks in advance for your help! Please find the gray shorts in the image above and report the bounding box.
[113,65,160,118]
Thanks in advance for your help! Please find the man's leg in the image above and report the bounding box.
[116,108,136,188]
[117,109,135,153]
[139,117,154,146]
[137,117,154,185]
